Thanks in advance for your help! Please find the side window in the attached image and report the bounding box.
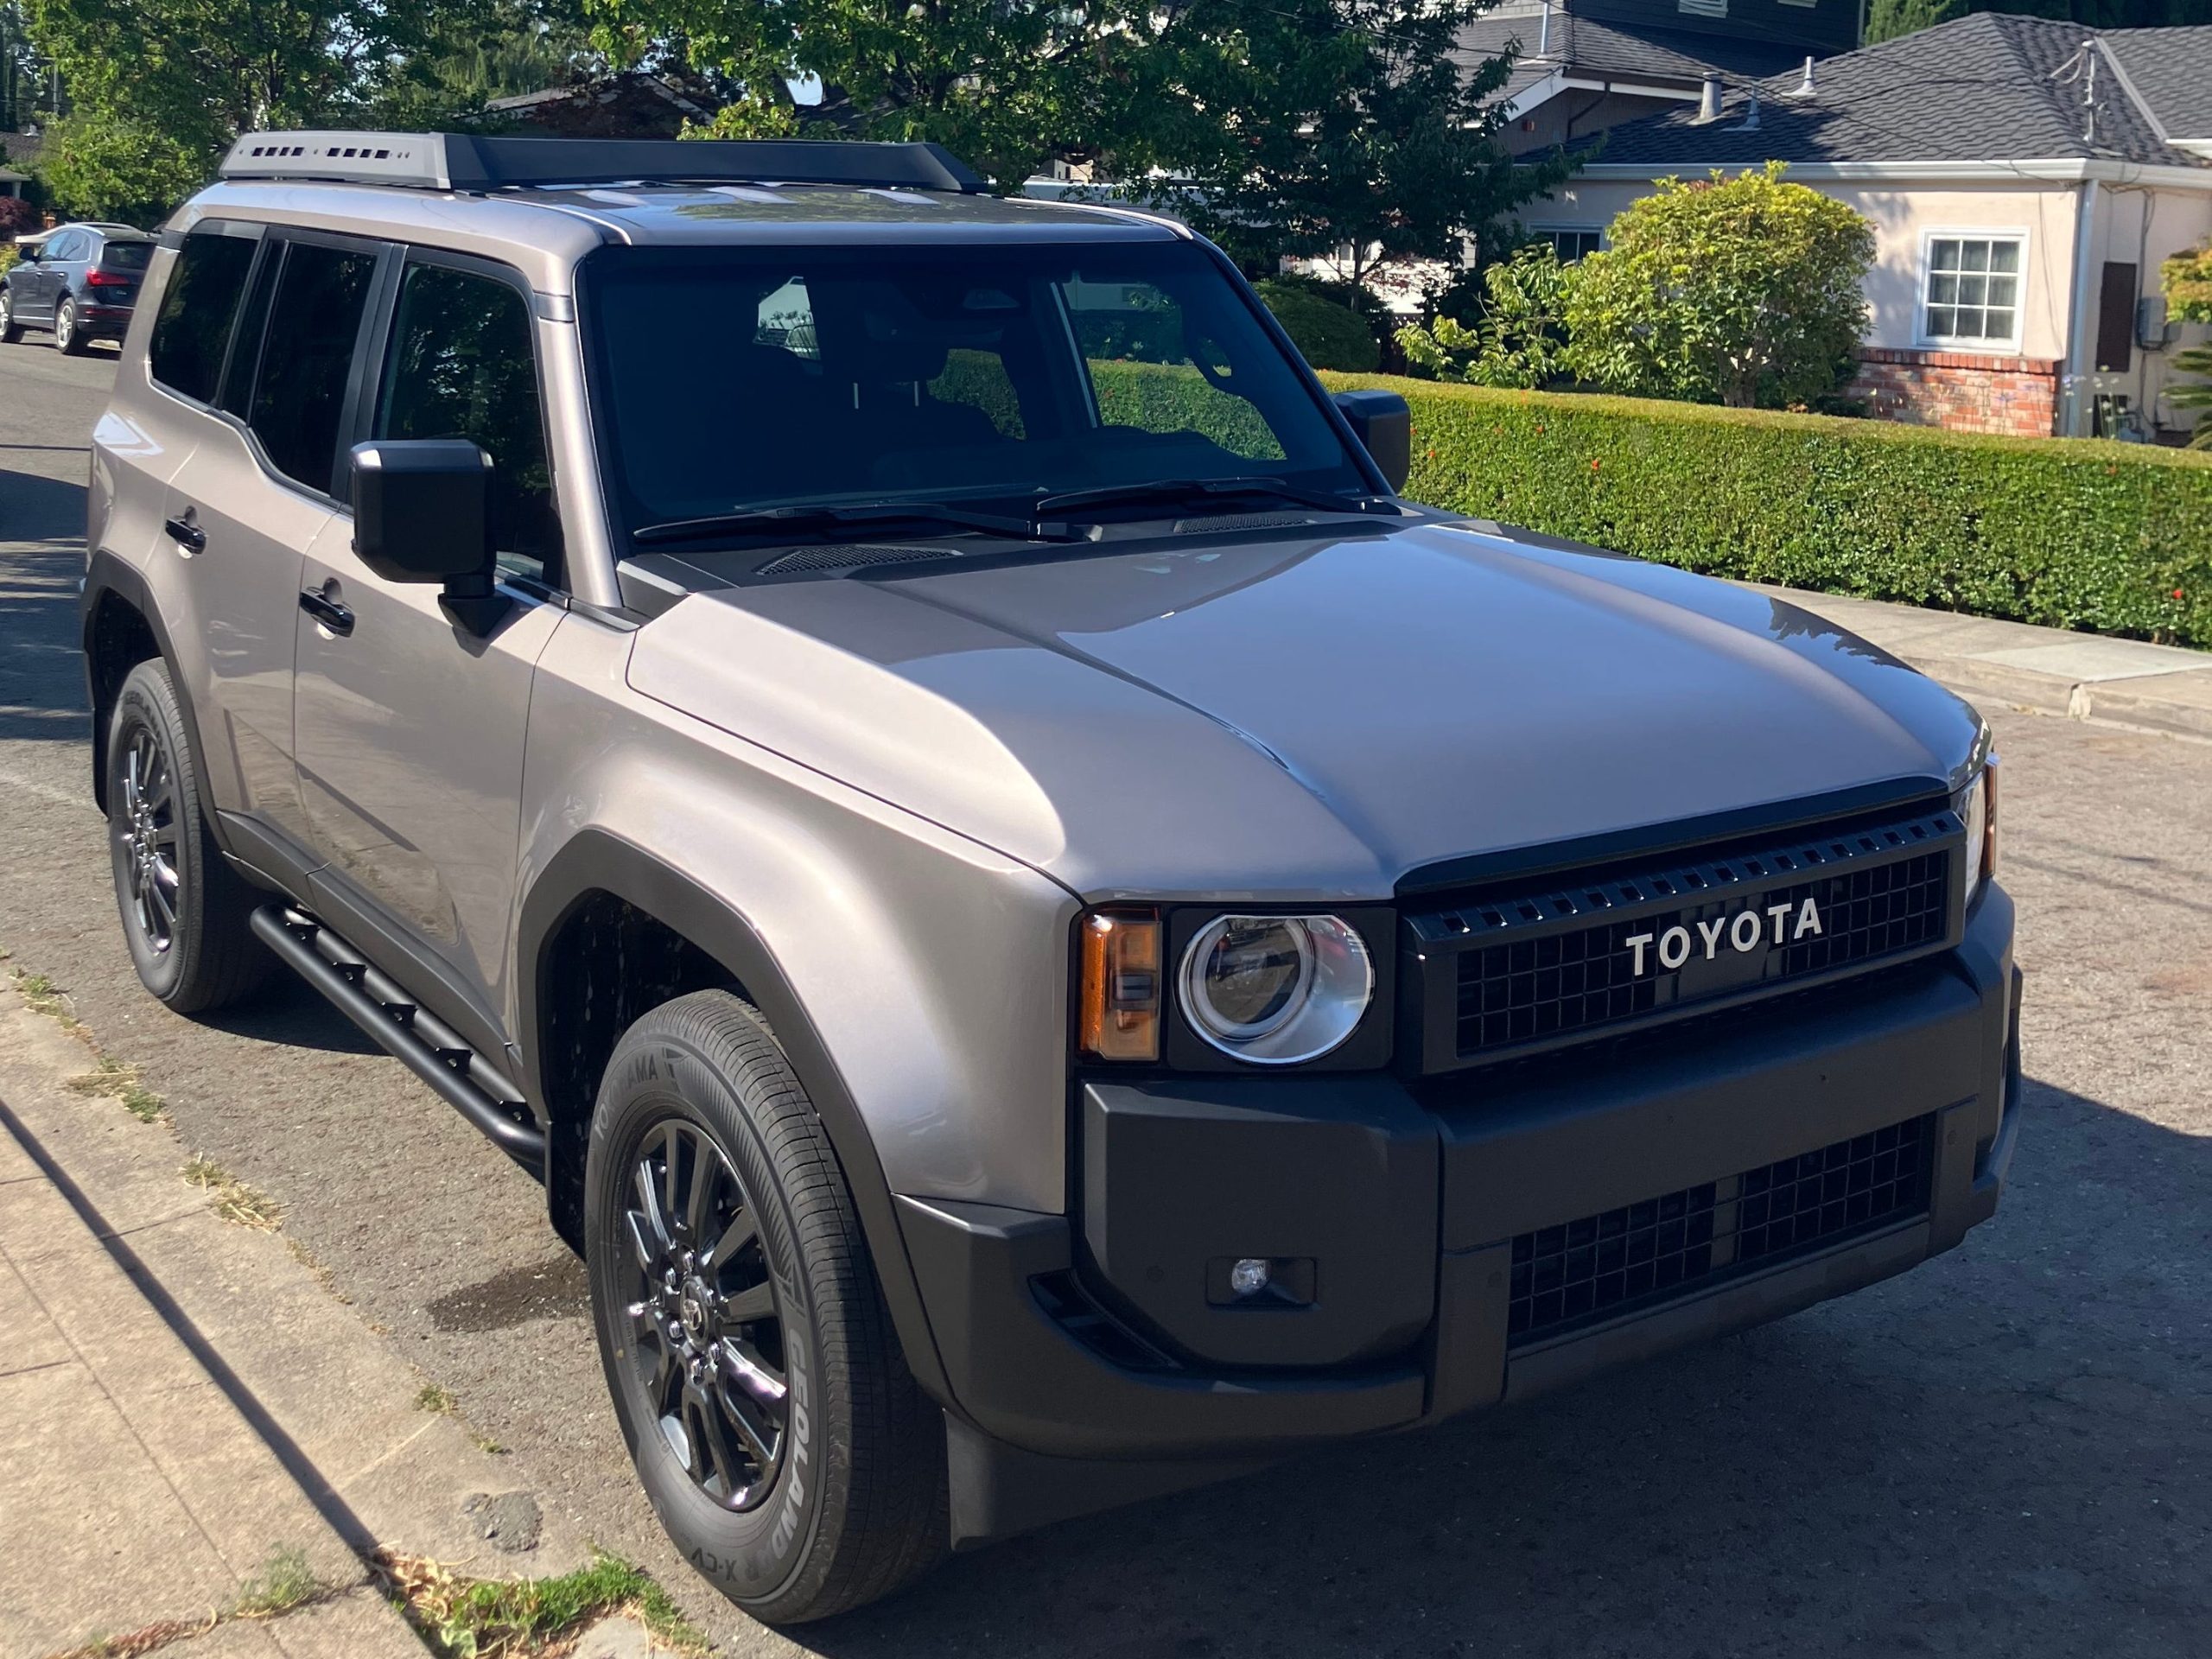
[250,240,377,497]
[47,230,83,262]
[148,229,258,404]
[373,261,562,583]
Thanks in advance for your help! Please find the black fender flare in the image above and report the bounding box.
[80,549,208,821]
[516,828,957,1409]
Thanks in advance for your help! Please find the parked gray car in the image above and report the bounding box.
[83,131,2018,1624]
[3,221,156,352]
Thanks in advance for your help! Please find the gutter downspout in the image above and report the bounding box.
[2063,176,2101,437]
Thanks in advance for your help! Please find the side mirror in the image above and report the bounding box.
[349,440,508,633]
[1333,390,1411,494]
[15,245,38,264]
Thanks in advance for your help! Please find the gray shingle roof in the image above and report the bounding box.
[2101,26,2212,143]
[1455,9,1806,92]
[1584,12,2212,170]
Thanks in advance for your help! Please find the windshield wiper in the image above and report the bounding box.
[1031,478,1382,523]
[632,500,1084,547]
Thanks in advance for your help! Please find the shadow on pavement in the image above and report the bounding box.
[0,461,89,545]
[789,1076,2208,1658]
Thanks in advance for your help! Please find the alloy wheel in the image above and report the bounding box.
[116,728,181,953]
[54,301,73,351]
[621,1116,790,1511]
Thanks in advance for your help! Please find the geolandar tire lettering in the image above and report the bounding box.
[583,989,944,1624]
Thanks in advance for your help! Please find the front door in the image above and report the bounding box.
[291,250,569,1024]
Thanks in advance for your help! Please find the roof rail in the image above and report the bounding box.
[218,131,991,194]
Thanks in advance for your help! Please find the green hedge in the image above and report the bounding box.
[1325,374,2212,648]
[1255,282,1381,373]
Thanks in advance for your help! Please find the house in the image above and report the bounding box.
[1540,12,2212,439]
[1,127,42,200]
[1465,0,1857,208]
[484,72,726,140]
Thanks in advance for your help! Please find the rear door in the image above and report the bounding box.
[291,247,567,1039]
[155,226,384,863]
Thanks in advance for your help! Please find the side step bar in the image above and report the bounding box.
[250,906,547,1178]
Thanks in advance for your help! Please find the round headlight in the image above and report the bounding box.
[1179,914,1373,1064]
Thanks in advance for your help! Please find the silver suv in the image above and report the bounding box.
[85,131,2019,1624]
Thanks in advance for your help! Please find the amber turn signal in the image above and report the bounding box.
[1078,907,1160,1063]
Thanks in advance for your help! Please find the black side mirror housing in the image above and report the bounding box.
[1332,390,1412,494]
[349,440,509,632]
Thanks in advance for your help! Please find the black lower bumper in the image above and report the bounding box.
[902,885,2020,1547]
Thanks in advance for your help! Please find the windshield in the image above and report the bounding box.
[577,240,1371,538]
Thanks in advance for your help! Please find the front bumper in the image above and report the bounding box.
[902,884,2020,1545]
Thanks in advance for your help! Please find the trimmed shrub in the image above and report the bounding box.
[1255,281,1381,373]
[1323,373,2212,647]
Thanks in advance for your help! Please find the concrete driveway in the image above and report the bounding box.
[1,342,2207,1657]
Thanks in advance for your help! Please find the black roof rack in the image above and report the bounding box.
[218,131,990,194]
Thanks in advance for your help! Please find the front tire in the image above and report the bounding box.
[0,287,21,344]
[586,991,945,1624]
[105,659,271,1013]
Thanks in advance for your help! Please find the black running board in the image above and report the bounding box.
[250,906,547,1178]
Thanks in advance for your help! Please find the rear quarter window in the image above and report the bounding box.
[148,230,259,404]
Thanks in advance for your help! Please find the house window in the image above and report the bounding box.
[1533,228,1603,263]
[1923,234,2024,346]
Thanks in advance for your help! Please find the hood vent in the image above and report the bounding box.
[760,543,959,575]
[1173,511,1312,535]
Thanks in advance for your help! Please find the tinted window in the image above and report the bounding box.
[46,231,83,261]
[580,242,1363,531]
[148,230,258,404]
[217,243,282,418]
[101,242,153,272]
[251,241,377,496]
[373,262,562,582]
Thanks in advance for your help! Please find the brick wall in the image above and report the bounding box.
[1845,346,2060,437]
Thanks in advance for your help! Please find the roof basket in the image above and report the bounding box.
[217,131,991,194]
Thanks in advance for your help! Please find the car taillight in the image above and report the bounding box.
[86,268,130,287]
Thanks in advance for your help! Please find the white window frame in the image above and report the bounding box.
[1917,227,2029,352]
[1529,226,1605,263]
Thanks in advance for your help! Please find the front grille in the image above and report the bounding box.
[1507,1115,1932,1347]
[1405,805,1960,1070]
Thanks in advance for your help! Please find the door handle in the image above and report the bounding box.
[298,588,355,637]
[162,514,206,552]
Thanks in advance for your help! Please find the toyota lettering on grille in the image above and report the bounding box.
[1624,897,1823,977]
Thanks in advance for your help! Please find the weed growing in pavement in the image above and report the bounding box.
[12,968,79,1027]
[376,1548,705,1658]
[231,1548,327,1618]
[416,1382,459,1414]
[66,1056,168,1122]
[181,1154,284,1230]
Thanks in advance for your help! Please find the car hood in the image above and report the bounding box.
[626,519,1985,899]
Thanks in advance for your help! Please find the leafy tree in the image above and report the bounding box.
[2163,242,2212,448]
[35,111,202,224]
[579,0,1154,189]
[1255,278,1379,372]
[580,0,1560,287]
[1134,0,1571,303]
[371,0,598,129]
[1565,162,1873,410]
[1395,243,1573,389]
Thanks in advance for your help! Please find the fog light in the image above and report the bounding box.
[1229,1257,1271,1297]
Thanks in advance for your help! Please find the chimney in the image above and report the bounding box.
[1796,54,1816,96]
[1696,73,1723,122]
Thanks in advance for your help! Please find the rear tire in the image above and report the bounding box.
[55,296,87,355]
[586,990,946,1624]
[105,659,271,1013]
[0,287,21,344]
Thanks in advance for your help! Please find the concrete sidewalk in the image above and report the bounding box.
[1753,583,2212,742]
[0,987,592,1659]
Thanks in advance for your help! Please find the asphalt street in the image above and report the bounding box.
[2,339,2207,1658]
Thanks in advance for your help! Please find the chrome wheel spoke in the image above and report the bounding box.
[697,1204,756,1275]
[720,1278,775,1326]
[715,1375,779,1471]
[717,1335,787,1404]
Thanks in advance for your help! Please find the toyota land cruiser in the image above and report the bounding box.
[83,130,2019,1624]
